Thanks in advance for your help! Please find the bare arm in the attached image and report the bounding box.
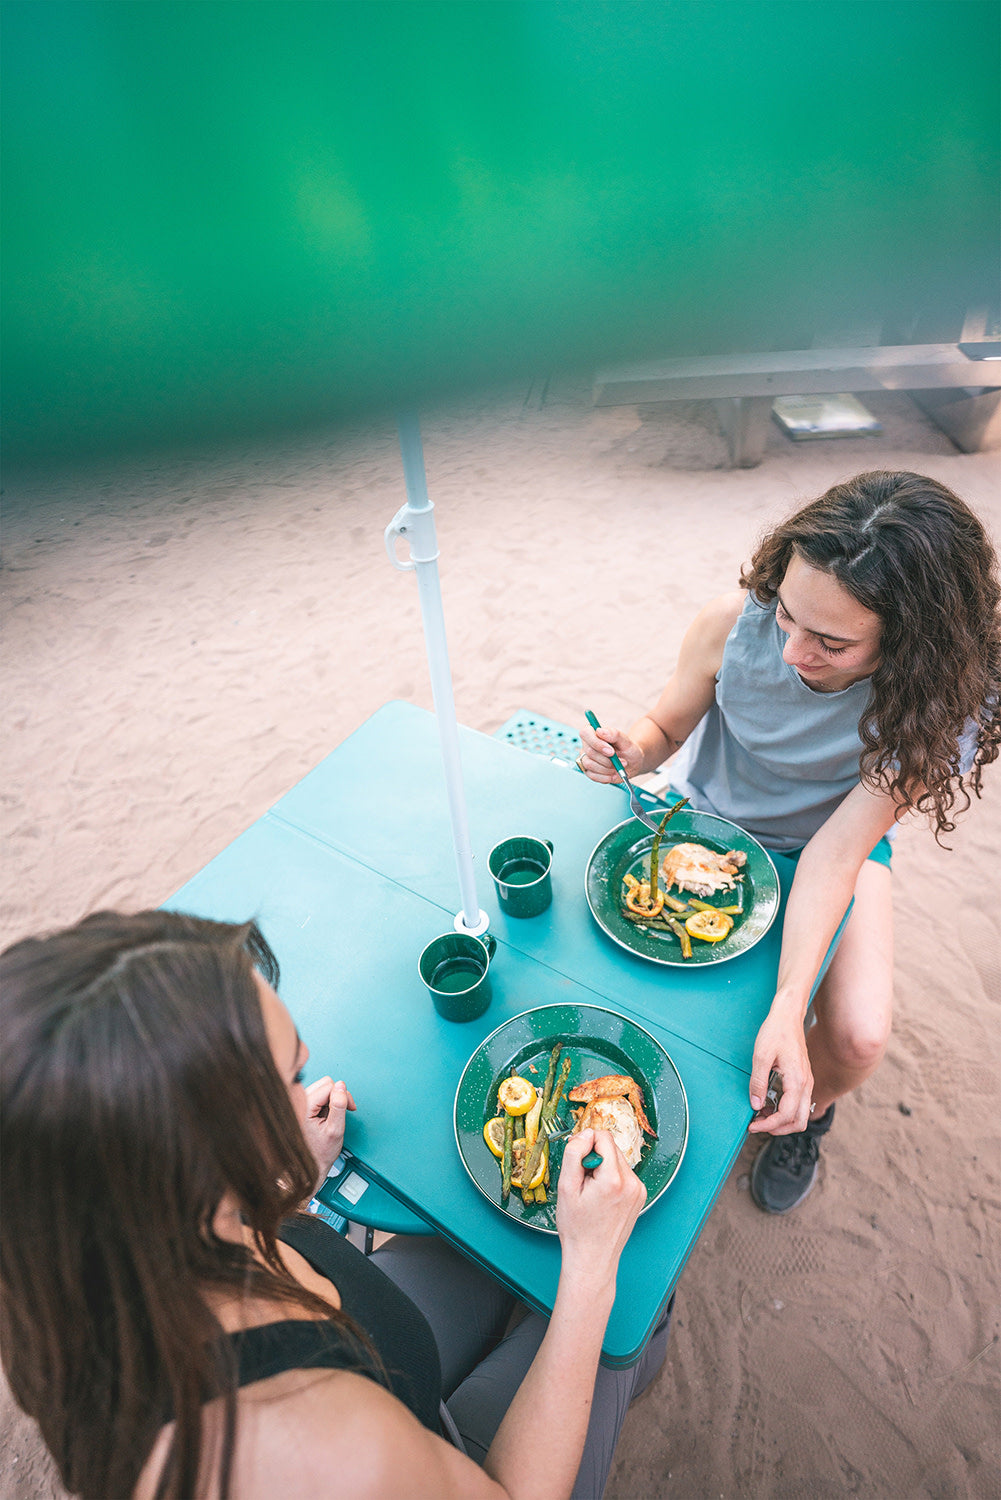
[578,591,744,780]
[480,1129,645,1497]
[746,779,902,1134]
[233,1130,646,1500]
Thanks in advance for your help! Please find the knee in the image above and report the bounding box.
[825,1016,890,1072]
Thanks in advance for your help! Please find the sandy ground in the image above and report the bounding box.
[2,379,999,1498]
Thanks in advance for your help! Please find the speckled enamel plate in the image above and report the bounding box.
[454,1003,688,1234]
[585,812,779,967]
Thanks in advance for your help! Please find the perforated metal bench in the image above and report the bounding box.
[492,711,582,764]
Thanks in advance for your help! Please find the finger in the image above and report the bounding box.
[590,1132,646,1209]
[305,1077,333,1111]
[587,1129,626,1180]
[577,738,620,784]
[560,1127,596,1179]
[592,1131,640,1188]
[748,1057,772,1113]
[748,1085,805,1135]
[329,1080,356,1112]
[582,763,621,786]
[321,1086,351,1130]
[783,1089,815,1134]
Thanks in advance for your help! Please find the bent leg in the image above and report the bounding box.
[447,1296,673,1499]
[808,857,894,1115]
[369,1235,515,1397]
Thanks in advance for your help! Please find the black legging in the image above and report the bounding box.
[371,1235,672,1500]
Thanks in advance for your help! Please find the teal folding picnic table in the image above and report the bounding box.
[167,701,840,1367]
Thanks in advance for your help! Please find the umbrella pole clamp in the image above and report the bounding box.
[384,502,440,570]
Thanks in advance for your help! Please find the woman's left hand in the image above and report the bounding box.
[302,1077,357,1184]
[747,1011,813,1135]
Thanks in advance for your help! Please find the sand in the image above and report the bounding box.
[2,379,999,1498]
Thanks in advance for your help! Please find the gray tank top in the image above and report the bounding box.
[668,593,875,852]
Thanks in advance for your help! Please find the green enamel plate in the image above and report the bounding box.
[454,1003,688,1235]
[585,812,779,967]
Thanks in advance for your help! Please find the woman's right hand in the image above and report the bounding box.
[555,1129,647,1288]
[577,723,644,784]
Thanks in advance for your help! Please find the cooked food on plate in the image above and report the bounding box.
[661,842,747,899]
[684,908,733,942]
[567,1072,656,1170]
[567,1073,657,1137]
[485,1045,654,1208]
[496,1076,537,1115]
[570,1096,645,1167]
[619,833,748,957]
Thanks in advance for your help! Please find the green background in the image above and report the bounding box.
[3,0,997,462]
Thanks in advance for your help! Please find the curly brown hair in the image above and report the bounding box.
[740,471,1000,841]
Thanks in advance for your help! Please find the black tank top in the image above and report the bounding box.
[225,1214,442,1432]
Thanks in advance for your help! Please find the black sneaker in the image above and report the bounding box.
[750,1104,835,1215]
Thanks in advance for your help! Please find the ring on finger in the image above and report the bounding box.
[576,754,586,772]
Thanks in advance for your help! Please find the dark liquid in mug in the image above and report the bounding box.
[431,958,484,993]
[499,858,546,886]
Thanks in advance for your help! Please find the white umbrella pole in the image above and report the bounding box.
[385,412,488,935]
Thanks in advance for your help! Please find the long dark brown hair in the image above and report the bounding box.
[741,471,1000,841]
[1,910,368,1500]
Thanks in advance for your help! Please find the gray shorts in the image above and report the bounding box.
[371,1234,672,1500]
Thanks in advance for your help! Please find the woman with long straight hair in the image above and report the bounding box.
[578,470,999,1214]
[1,909,665,1500]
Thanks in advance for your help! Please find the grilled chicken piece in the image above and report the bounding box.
[572,1096,644,1168]
[567,1073,656,1137]
[660,842,746,899]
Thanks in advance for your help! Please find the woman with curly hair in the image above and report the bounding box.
[578,470,999,1214]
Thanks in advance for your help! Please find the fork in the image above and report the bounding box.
[584,709,669,834]
[546,1113,603,1171]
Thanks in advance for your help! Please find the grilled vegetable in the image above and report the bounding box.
[648,799,688,907]
[621,908,674,930]
[624,879,665,917]
[501,1112,514,1201]
[619,798,690,922]
[666,917,693,958]
[685,909,733,942]
[524,1093,543,1149]
[521,1056,571,1188]
[622,798,690,918]
[511,1138,547,1190]
[540,1043,562,1112]
[547,1056,572,1125]
[498,1076,537,1116]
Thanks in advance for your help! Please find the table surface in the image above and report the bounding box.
[167,701,833,1367]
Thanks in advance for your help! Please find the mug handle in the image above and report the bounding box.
[543,839,554,855]
[480,932,497,960]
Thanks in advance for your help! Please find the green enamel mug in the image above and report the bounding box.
[488,836,554,918]
[419,931,497,1021]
